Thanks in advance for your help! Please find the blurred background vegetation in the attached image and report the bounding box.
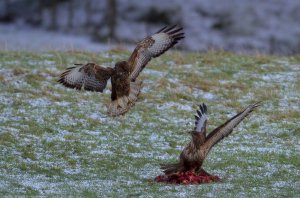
[1,0,300,54]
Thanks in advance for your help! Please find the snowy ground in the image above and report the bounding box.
[0,51,299,196]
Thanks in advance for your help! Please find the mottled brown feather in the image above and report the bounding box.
[107,79,142,117]
[201,102,261,155]
[160,102,260,175]
[128,25,185,81]
[58,25,184,116]
[111,62,131,101]
[58,63,114,92]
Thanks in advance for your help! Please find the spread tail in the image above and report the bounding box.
[107,80,143,116]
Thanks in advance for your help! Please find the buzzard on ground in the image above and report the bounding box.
[58,25,184,116]
[157,102,260,184]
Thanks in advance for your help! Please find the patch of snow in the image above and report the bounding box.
[166,61,176,66]
[156,102,193,111]
[142,69,167,77]
[64,167,82,175]
[54,101,70,107]
[219,79,237,85]
[0,126,20,133]
[58,114,77,126]
[192,89,218,100]
[261,72,297,82]
[168,77,180,84]
[272,181,288,188]
[26,98,52,107]
[0,95,14,105]
[91,149,113,155]
[11,80,32,89]
[0,108,22,122]
[2,60,20,65]
[181,64,193,69]
[89,112,104,120]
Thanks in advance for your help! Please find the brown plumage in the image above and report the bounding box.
[160,102,260,176]
[58,25,184,116]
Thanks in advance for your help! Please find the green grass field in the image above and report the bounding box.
[0,50,299,197]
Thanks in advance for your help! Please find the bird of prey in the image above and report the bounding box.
[160,102,260,177]
[58,25,184,116]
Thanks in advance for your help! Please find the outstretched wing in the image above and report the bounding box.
[128,25,184,81]
[202,102,261,155]
[58,63,114,92]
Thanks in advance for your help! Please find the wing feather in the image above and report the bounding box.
[128,25,184,81]
[194,103,208,134]
[202,102,261,155]
[58,63,114,92]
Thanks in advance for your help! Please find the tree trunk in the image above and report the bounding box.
[49,0,58,30]
[34,0,42,26]
[106,0,117,40]
[68,0,74,30]
[85,0,91,28]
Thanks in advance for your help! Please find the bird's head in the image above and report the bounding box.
[115,61,130,76]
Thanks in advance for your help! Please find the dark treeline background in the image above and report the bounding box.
[1,0,300,54]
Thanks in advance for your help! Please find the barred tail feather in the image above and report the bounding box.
[107,80,142,116]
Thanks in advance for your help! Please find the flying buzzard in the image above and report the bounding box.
[157,102,260,184]
[58,25,184,116]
